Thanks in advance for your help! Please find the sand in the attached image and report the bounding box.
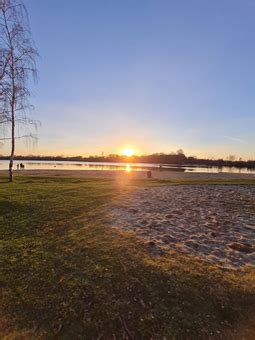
[1,168,255,181]
[1,169,254,267]
[110,184,255,268]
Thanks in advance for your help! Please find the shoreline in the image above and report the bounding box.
[1,169,255,181]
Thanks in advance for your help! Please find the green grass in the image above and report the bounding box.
[0,176,254,339]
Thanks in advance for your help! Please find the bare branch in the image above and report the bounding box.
[0,133,37,140]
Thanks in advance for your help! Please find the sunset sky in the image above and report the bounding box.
[1,0,255,159]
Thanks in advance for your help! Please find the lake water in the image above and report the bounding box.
[0,160,255,174]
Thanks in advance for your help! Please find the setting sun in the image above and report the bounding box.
[122,148,134,157]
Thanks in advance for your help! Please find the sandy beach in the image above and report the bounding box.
[2,169,255,268]
[110,183,255,268]
[1,168,255,181]
[1,169,255,338]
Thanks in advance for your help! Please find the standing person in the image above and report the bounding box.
[17,164,19,170]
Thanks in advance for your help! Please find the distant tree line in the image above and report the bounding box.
[0,151,255,169]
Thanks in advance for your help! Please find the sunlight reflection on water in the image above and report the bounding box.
[0,160,254,174]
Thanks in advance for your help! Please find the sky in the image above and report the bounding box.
[1,0,255,159]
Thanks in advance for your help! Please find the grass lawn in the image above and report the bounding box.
[0,176,255,339]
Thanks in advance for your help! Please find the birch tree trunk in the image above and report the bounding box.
[9,105,15,181]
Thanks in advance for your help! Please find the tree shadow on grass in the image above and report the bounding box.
[1,224,254,339]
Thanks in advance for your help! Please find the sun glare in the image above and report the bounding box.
[122,148,134,157]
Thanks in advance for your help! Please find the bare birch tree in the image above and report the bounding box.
[0,41,10,125]
[0,0,38,181]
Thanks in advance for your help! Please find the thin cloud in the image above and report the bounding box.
[223,135,247,144]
